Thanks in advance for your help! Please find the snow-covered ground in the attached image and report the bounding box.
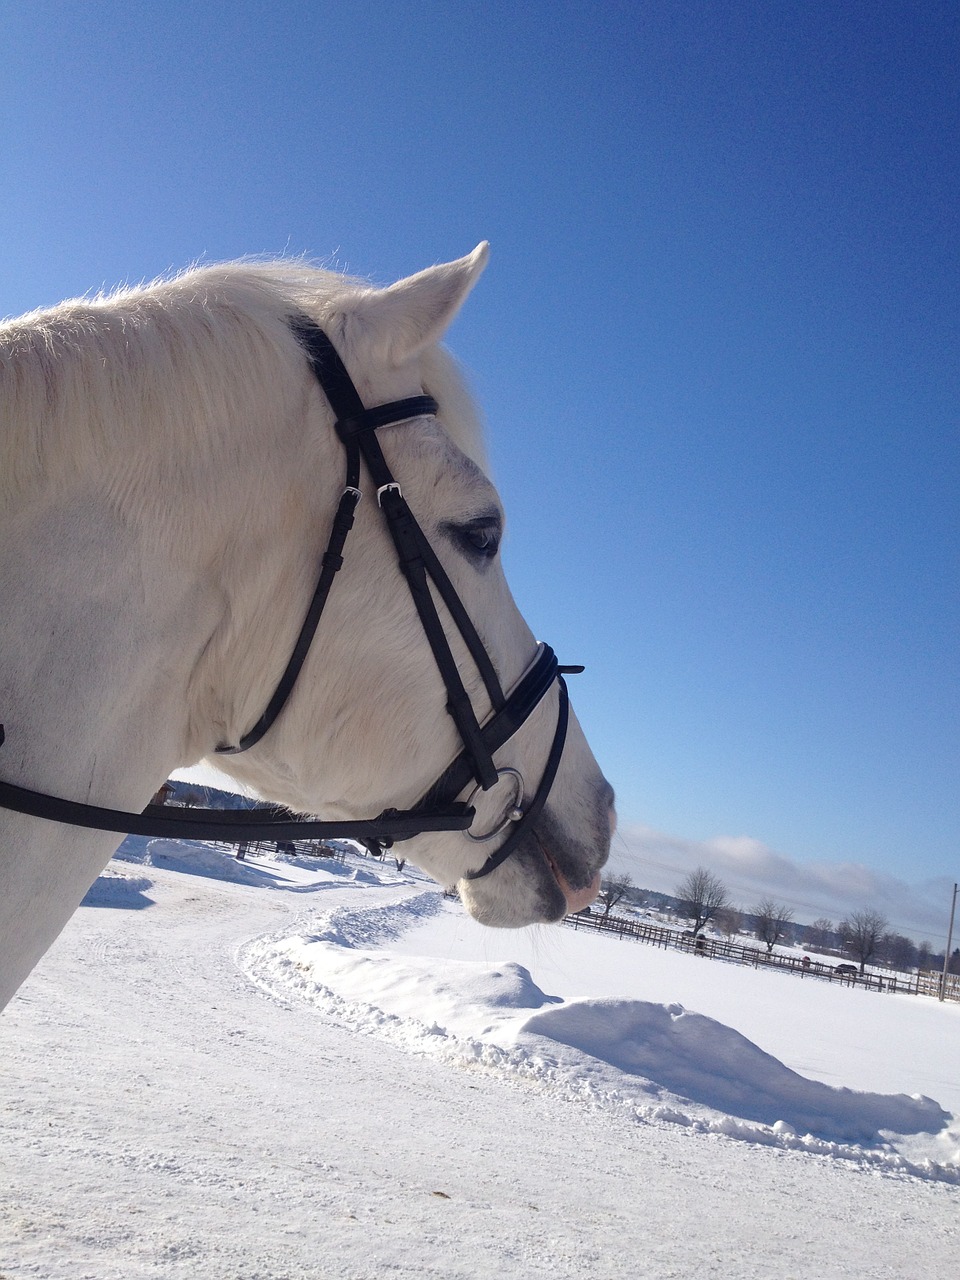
[1,840,958,1279]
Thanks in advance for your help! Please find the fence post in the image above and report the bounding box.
[940,883,958,1003]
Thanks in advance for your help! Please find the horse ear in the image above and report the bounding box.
[348,243,489,368]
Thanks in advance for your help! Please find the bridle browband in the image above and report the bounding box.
[0,315,581,880]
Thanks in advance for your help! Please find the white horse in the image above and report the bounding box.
[0,245,614,1012]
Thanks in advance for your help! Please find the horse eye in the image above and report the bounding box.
[454,520,501,560]
[467,527,496,554]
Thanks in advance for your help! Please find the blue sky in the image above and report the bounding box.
[3,2,957,939]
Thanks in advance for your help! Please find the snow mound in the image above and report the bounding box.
[80,867,154,910]
[117,837,293,886]
[521,998,947,1143]
[241,892,959,1182]
[113,836,397,891]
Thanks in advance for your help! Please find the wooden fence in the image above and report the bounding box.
[565,910,960,1003]
[207,837,347,863]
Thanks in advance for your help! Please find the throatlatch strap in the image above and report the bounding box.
[215,449,361,754]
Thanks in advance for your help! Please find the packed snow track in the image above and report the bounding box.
[1,839,957,1279]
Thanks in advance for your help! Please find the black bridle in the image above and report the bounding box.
[0,316,579,880]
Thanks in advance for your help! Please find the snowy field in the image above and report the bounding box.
[1,840,958,1279]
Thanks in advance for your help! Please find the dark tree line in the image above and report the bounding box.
[592,865,938,975]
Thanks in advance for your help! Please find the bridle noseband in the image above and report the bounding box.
[0,316,581,880]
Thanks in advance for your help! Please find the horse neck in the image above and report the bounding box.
[0,483,224,1011]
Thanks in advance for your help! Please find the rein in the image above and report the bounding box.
[0,316,579,877]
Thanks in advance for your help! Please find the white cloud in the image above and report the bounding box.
[610,823,954,946]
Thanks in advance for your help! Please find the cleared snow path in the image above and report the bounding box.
[1,843,958,1278]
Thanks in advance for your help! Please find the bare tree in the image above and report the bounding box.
[917,940,934,971]
[753,898,794,954]
[808,918,835,952]
[839,909,889,974]
[676,867,728,935]
[598,873,633,920]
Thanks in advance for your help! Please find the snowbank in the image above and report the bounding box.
[243,892,959,1181]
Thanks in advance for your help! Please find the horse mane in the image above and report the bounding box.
[0,261,487,512]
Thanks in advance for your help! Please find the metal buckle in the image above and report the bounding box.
[377,482,402,507]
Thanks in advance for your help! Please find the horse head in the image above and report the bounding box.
[201,247,615,924]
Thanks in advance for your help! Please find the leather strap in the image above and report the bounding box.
[0,770,472,843]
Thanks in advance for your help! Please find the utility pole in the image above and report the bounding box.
[939,882,958,1003]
